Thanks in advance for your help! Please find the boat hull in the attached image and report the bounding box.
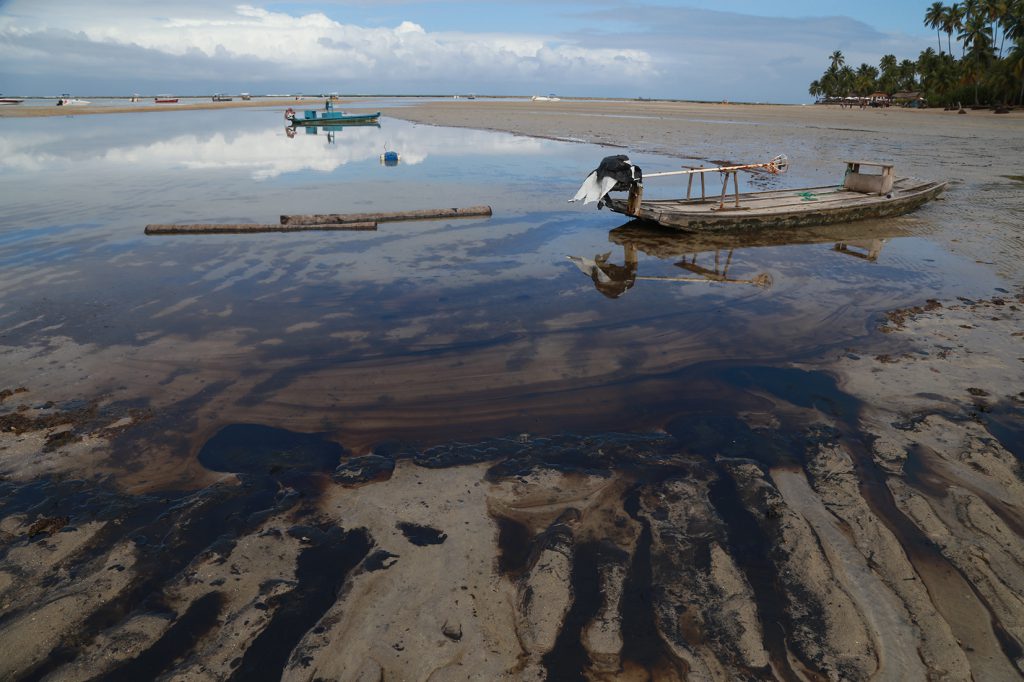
[288,112,381,126]
[604,178,947,231]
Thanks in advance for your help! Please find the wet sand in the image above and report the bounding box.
[1,99,1023,680]
[0,97,338,118]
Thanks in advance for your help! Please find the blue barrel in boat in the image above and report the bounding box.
[382,151,399,167]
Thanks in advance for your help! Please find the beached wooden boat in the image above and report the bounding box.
[598,160,946,232]
[284,107,380,126]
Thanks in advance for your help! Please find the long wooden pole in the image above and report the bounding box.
[646,160,784,178]
[281,205,492,226]
[145,222,377,235]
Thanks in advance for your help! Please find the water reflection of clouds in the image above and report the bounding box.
[0,133,67,173]
[0,120,550,180]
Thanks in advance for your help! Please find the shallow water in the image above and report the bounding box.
[3,106,1023,681]
[0,107,1008,466]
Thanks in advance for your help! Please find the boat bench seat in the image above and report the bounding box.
[843,160,894,195]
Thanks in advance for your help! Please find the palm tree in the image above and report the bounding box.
[839,65,856,95]
[898,59,919,90]
[809,80,823,100]
[1005,0,1024,44]
[822,65,840,98]
[960,12,996,103]
[985,58,1016,102]
[945,3,966,55]
[829,50,846,70]
[960,8,995,53]
[854,63,879,95]
[1007,39,1024,104]
[918,48,941,93]
[983,0,1008,56]
[931,53,962,104]
[926,2,948,52]
[941,4,952,54]
[878,54,899,93]
[1001,0,1024,58]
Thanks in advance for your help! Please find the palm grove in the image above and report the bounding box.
[809,0,1024,106]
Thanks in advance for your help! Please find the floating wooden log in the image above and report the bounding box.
[145,222,377,235]
[280,205,492,226]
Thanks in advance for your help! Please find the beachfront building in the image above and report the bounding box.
[869,91,890,107]
[892,91,926,107]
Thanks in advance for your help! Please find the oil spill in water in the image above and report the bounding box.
[99,591,226,682]
[4,421,367,681]
[541,541,604,680]
[8,474,287,681]
[396,522,447,546]
[198,423,345,476]
[973,398,1023,462]
[617,513,682,677]
[707,469,800,680]
[665,412,810,468]
[227,524,372,681]
[719,366,861,423]
[495,516,533,576]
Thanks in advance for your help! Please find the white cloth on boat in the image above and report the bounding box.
[571,173,620,205]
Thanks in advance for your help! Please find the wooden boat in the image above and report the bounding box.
[212,94,233,102]
[600,160,947,232]
[154,96,179,103]
[284,107,380,126]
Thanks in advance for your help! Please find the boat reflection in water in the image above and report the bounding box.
[285,120,381,144]
[568,220,899,298]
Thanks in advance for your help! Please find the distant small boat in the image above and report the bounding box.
[240,93,252,101]
[154,96,179,104]
[532,94,561,101]
[130,93,140,102]
[284,107,380,126]
[212,94,233,102]
[56,97,89,106]
[0,96,24,105]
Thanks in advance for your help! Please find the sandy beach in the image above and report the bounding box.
[1,98,1023,680]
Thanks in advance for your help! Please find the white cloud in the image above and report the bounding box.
[0,0,931,101]
[0,2,657,94]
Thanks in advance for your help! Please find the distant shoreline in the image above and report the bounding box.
[0,97,330,118]
[2,95,1019,121]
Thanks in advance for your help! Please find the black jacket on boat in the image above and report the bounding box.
[596,155,642,191]
[570,155,642,207]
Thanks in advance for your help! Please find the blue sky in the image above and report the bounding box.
[0,1,935,103]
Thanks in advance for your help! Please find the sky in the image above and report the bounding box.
[0,0,936,103]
